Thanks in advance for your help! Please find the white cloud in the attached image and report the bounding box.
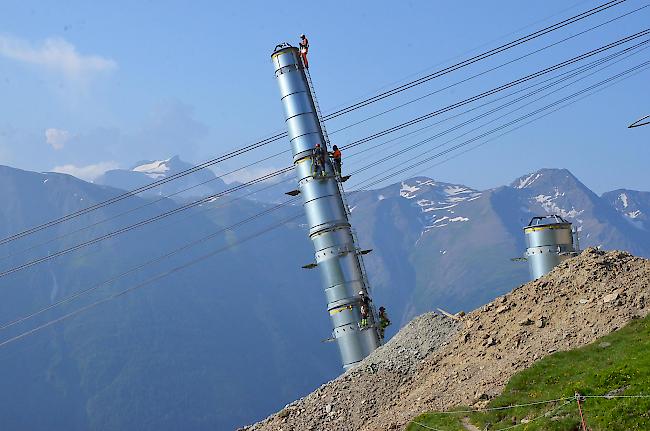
[51,161,119,181]
[45,128,71,150]
[0,35,116,80]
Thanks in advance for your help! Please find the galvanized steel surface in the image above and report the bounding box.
[524,215,577,280]
[271,45,380,369]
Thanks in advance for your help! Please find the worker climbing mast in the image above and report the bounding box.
[271,41,381,369]
[299,34,309,69]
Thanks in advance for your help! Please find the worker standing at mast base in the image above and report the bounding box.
[378,306,391,339]
[299,34,309,68]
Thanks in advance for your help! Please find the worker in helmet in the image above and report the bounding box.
[358,290,371,329]
[313,143,325,177]
[299,34,309,68]
[329,145,342,177]
[378,306,391,339]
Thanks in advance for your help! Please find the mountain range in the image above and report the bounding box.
[349,168,650,322]
[95,156,227,199]
[0,160,647,430]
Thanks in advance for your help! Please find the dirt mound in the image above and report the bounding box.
[242,313,459,431]
[357,311,460,374]
[243,249,649,430]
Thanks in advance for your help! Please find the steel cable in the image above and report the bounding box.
[322,0,629,121]
[9,8,645,263]
[345,43,649,185]
[350,60,650,192]
[2,46,642,333]
[0,0,629,246]
[340,31,650,151]
[1,59,645,344]
[1,32,646,279]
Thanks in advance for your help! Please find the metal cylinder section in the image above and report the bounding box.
[271,45,381,369]
[272,47,323,163]
[524,215,577,280]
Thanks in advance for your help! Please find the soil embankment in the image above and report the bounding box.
[244,248,650,430]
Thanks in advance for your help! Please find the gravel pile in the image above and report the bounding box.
[243,249,650,431]
[354,312,459,375]
[241,314,459,431]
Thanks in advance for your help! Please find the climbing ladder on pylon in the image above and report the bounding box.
[304,69,333,149]
[304,68,352,214]
[305,65,381,339]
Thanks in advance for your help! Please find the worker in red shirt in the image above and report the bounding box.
[330,145,342,176]
[299,34,309,68]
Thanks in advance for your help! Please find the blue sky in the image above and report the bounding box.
[0,0,648,193]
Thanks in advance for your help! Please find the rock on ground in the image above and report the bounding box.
[242,248,650,431]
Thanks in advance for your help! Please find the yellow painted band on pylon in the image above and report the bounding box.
[271,49,295,60]
[525,224,569,233]
[329,305,353,315]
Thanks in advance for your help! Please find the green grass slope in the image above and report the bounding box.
[408,314,650,431]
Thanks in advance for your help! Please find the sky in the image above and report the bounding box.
[0,0,648,194]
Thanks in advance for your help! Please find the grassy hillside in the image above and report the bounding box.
[408,314,650,431]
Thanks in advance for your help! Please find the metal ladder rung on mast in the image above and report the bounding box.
[304,68,332,149]
[305,65,381,341]
[304,67,352,217]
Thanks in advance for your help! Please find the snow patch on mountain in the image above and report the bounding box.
[132,159,172,179]
[400,182,420,199]
[396,178,481,234]
[445,185,473,195]
[415,179,437,187]
[532,194,584,219]
[420,203,457,212]
[515,172,542,189]
[628,210,641,219]
[421,214,471,233]
[619,193,629,208]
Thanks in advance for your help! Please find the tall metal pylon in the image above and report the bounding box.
[270,44,381,369]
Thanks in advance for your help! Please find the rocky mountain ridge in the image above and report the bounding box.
[95,155,227,199]
[602,188,650,231]
[349,168,650,325]
[0,163,648,430]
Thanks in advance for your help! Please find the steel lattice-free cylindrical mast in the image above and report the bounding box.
[271,44,380,369]
[524,215,578,280]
